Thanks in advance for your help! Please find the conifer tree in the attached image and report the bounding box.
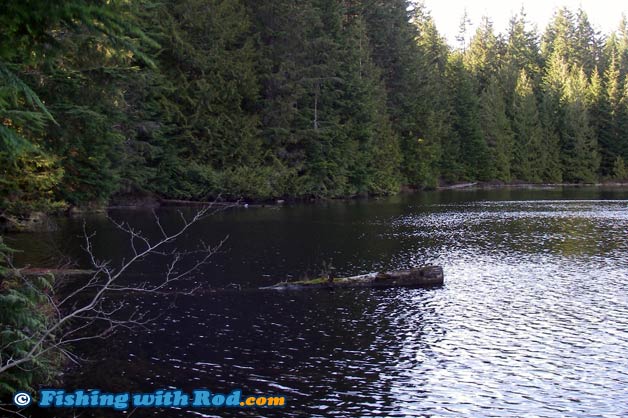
[446,54,493,181]
[538,93,564,182]
[574,9,602,77]
[588,68,614,177]
[561,67,601,182]
[466,17,502,92]
[1,0,151,213]
[500,9,542,126]
[613,156,628,179]
[479,76,514,181]
[617,78,628,162]
[361,1,450,187]
[337,15,402,194]
[132,0,265,199]
[542,8,577,64]
[7,0,628,212]
[512,70,543,181]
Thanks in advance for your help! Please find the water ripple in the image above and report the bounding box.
[52,194,628,417]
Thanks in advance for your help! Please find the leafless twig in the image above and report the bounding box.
[0,204,227,377]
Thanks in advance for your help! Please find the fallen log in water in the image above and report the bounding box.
[11,268,96,278]
[262,266,444,290]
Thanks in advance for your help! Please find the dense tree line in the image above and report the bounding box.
[2,1,628,216]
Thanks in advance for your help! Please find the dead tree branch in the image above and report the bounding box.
[0,204,227,376]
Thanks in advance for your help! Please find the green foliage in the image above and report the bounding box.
[361,2,448,188]
[0,60,67,214]
[446,54,493,181]
[479,76,514,182]
[4,1,628,212]
[613,156,628,179]
[7,0,628,405]
[0,238,57,396]
[543,55,600,182]
[239,0,403,197]
[538,94,564,183]
[541,7,602,76]
[512,70,544,182]
[465,17,501,92]
[0,0,153,215]
[500,10,542,120]
[126,0,267,199]
[0,152,65,214]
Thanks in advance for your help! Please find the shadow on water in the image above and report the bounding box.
[7,186,628,417]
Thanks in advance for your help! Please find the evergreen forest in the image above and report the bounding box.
[2,1,628,216]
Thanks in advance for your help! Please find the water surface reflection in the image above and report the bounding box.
[10,187,627,417]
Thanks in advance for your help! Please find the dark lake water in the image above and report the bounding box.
[8,187,628,417]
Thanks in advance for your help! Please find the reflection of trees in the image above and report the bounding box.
[494,214,623,257]
[396,200,627,260]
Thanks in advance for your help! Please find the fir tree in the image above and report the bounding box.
[613,156,628,179]
[512,70,544,181]
[479,76,514,181]
[466,16,502,92]
[446,54,493,181]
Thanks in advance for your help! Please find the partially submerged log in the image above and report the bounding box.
[262,266,444,290]
[12,268,96,278]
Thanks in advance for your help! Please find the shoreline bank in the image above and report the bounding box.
[3,181,628,233]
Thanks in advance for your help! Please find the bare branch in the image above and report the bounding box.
[0,203,230,377]
[0,405,29,418]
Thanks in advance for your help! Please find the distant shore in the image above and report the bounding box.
[3,181,628,233]
[108,181,628,210]
[435,180,628,190]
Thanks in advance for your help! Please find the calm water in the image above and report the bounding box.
[9,187,628,417]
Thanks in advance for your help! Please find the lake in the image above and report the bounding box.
[9,187,628,417]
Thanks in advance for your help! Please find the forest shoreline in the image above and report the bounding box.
[60,180,628,210]
[111,180,628,207]
[435,179,628,190]
[4,3,628,230]
[3,181,628,234]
